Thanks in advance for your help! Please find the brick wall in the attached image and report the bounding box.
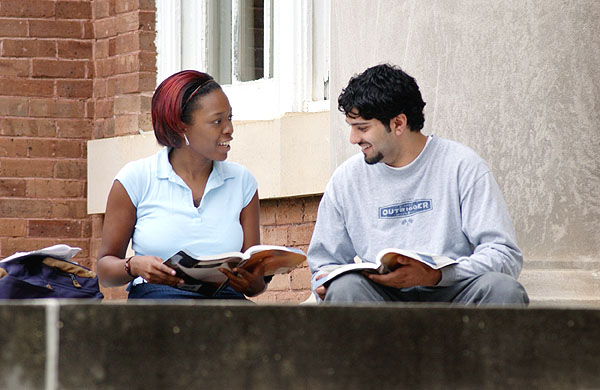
[0,0,317,303]
[251,196,320,303]
[0,1,95,265]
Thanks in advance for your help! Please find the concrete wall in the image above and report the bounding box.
[330,0,600,265]
[1,301,600,389]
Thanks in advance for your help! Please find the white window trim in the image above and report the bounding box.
[155,0,330,121]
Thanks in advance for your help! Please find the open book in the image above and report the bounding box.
[163,245,306,296]
[314,248,458,288]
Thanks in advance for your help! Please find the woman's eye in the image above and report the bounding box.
[228,115,233,121]
[213,119,222,124]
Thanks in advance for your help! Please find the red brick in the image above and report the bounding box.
[0,138,28,157]
[30,20,83,39]
[116,12,140,34]
[114,53,140,74]
[51,199,87,218]
[114,73,154,94]
[95,17,117,39]
[95,98,114,118]
[93,118,115,139]
[57,79,93,98]
[114,114,138,135]
[113,32,140,54]
[27,179,84,198]
[95,39,109,59]
[0,198,52,218]
[94,0,112,18]
[56,119,93,139]
[27,139,83,158]
[2,39,56,58]
[261,225,288,246]
[0,118,56,137]
[268,274,291,291]
[0,78,54,98]
[57,40,93,59]
[55,160,86,180]
[276,198,304,224]
[303,195,321,222]
[85,100,95,118]
[115,0,141,14]
[288,223,315,246]
[82,220,92,238]
[32,59,86,79]
[0,179,26,197]
[0,19,27,37]
[250,290,311,304]
[139,11,155,31]
[0,59,30,77]
[0,219,27,237]
[83,21,94,39]
[290,267,312,290]
[138,111,152,132]
[29,220,82,238]
[113,94,139,114]
[0,97,28,116]
[91,215,104,239]
[139,51,156,72]
[56,1,92,19]
[0,0,55,18]
[259,199,277,225]
[139,31,155,52]
[29,98,87,119]
[0,158,55,178]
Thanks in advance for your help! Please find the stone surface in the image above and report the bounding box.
[0,302,46,389]
[331,0,600,266]
[52,302,600,389]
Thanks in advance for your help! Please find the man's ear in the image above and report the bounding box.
[390,113,408,136]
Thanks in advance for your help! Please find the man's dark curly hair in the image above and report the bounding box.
[338,64,426,131]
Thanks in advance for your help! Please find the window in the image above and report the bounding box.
[155,0,330,120]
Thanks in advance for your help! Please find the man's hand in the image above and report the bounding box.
[367,254,442,288]
[315,273,328,300]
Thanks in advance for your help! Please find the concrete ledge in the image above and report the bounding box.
[1,301,600,389]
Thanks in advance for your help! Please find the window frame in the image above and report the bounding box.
[155,0,330,120]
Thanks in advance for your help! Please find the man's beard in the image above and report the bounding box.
[364,152,383,165]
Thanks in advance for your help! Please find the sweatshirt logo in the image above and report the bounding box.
[379,199,432,219]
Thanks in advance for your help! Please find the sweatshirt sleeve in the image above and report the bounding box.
[438,171,523,286]
[307,185,357,292]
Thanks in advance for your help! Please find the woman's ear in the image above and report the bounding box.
[390,113,408,136]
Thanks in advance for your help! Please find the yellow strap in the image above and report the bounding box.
[42,257,97,279]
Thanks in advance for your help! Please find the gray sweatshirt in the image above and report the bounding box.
[307,135,522,290]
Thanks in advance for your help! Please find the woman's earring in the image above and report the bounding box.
[184,134,190,146]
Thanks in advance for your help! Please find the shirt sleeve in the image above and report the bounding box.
[307,183,357,292]
[438,171,523,286]
[114,160,145,207]
[240,167,258,207]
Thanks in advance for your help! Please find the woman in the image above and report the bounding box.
[97,70,267,299]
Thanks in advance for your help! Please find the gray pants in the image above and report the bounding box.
[324,272,529,305]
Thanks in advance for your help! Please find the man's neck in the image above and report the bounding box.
[385,131,428,168]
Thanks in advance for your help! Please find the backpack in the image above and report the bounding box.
[0,245,103,299]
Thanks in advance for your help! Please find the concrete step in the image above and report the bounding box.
[2,302,600,389]
[520,267,600,307]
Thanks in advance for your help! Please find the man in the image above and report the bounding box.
[307,64,528,304]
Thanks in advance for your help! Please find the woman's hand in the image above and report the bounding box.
[220,262,267,297]
[128,255,184,287]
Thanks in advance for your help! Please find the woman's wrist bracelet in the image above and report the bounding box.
[124,256,136,278]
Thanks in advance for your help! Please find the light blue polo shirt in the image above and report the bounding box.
[114,147,258,284]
